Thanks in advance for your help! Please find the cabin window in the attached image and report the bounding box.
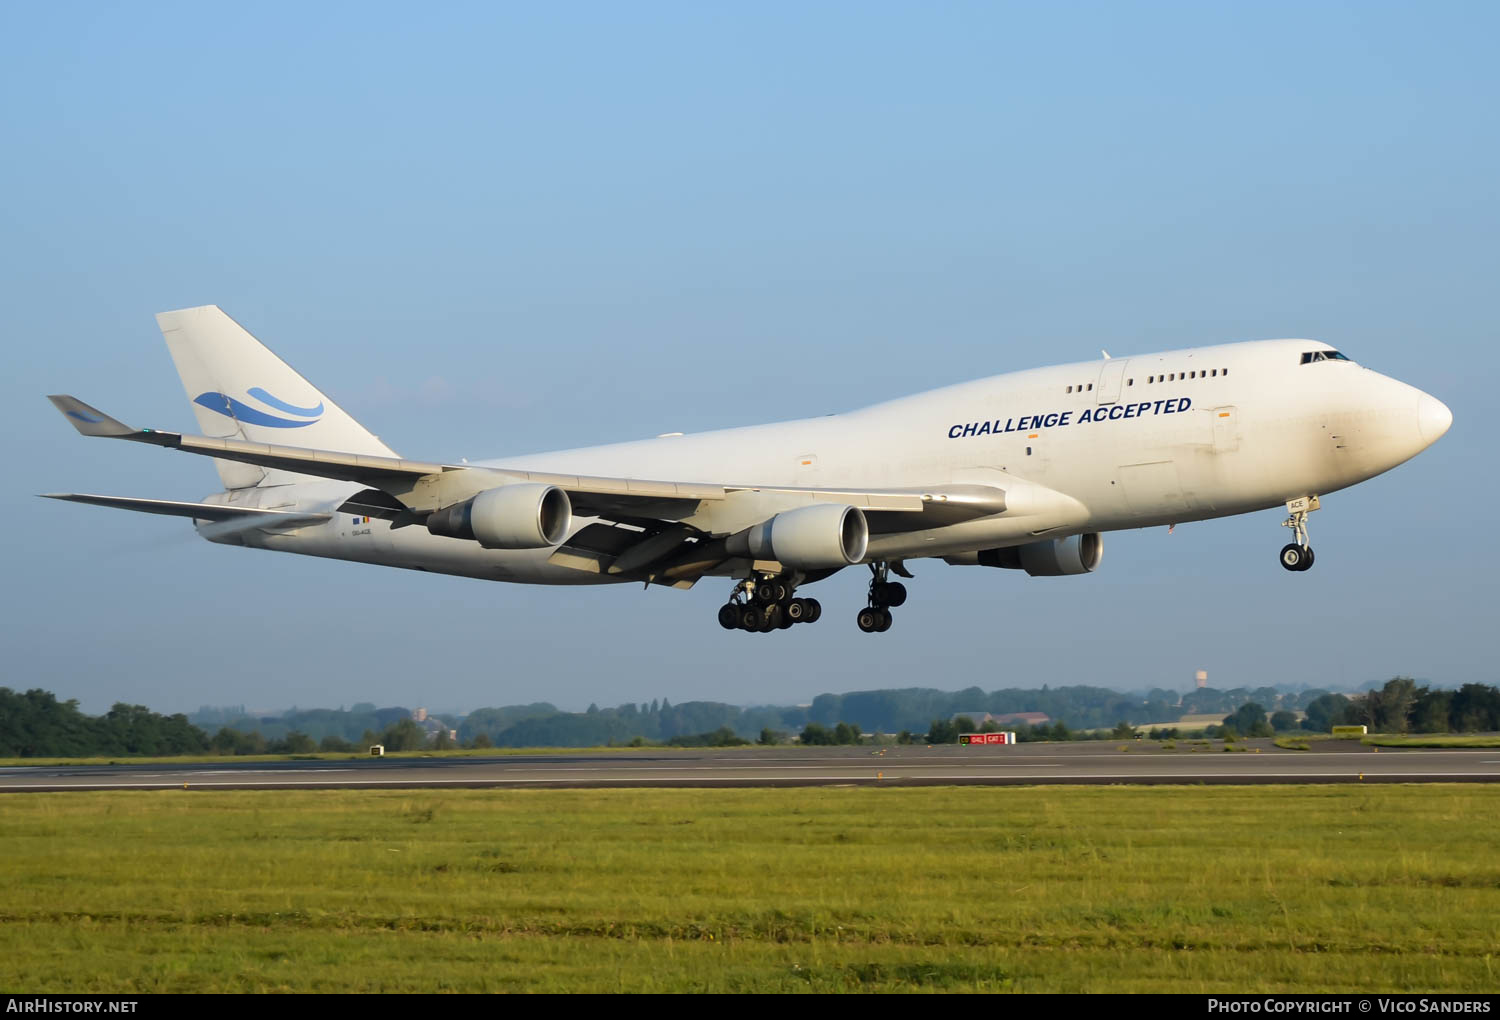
[1127,378,1133,386]
[1223,368,1229,376]
[1067,385,1073,393]
[1087,383,1093,391]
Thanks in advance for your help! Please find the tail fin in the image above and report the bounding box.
[156,305,397,488]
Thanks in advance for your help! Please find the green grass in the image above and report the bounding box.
[1361,735,1500,748]
[2,786,1498,992]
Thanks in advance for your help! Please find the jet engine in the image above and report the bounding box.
[945,533,1103,576]
[425,483,572,549]
[726,503,868,570]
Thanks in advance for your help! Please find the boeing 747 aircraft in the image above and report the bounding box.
[47,306,1451,633]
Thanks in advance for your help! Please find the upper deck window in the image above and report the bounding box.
[1301,350,1351,364]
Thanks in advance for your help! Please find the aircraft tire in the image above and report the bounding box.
[718,604,739,630]
[883,582,907,607]
[740,606,763,630]
[857,608,881,633]
[875,608,893,632]
[1279,544,1306,571]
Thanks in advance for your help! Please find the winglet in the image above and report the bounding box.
[47,395,138,437]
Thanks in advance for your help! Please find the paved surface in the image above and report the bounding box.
[3,740,1498,791]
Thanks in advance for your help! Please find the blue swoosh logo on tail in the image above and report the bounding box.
[246,388,324,417]
[66,410,105,424]
[193,388,325,428]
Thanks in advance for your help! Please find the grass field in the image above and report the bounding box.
[1362,735,1500,748]
[3,786,1498,993]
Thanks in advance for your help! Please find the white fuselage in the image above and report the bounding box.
[211,339,1449,586]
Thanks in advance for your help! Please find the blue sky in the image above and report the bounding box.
[2,2,1493,715]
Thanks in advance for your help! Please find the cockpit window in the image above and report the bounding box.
[1300,350,1351,364]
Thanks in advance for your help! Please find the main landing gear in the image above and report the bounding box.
[714,561,916,634]
[857,561,908,634]
[717,574,822,634]
[1279,495,1319,572]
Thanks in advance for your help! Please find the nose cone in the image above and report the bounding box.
[1417,393,1453,445]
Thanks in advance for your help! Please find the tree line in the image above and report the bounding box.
[0,689,206,758]
[4,677,1496,758]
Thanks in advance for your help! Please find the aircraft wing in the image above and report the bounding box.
[47,395,1009,530]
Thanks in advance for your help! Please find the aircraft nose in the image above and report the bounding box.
[1417,392,1453,445]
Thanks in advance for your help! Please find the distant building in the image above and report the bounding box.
[1195,671,1208,689]
[952,711,1050,727]
[993,712,1050,727]
[413,707,428,722]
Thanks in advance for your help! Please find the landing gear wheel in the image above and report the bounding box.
[717,604,739,630]
[754,583,777,605]
[739,606,763,631]
[1298,546,1315,571]
[882,582,907,608]
[760,604,782,632]
[874,608,893,632]
[857,607,882,633]
[804,598,822,623]
[786,598,807,623]
[1279,544,1309,572]
[777,610,795,630]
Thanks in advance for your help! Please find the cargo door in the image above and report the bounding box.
[1118,460,1189,518]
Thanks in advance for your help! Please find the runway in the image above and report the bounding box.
[3,740,1498,791]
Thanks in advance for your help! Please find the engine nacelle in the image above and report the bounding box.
[945,533,1103,576]
[726,503,868,570]
[425,483,572,549]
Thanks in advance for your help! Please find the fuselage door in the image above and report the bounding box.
[1096,360,1128,405]
[1213,406,1239,452]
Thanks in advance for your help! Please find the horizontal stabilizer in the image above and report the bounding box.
[47,396,137,437]
[40,492,330,528]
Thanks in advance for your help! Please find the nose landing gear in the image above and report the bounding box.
[1279,495,1319,572]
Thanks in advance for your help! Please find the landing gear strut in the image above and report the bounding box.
[716,573,821,634]
[1279,495,1319,572]
[857,561,908,633]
